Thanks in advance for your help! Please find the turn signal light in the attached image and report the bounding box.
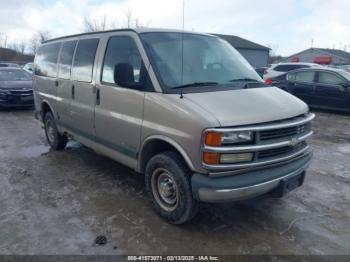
[204,131,223,146]
[203,152,220,165]
[264,78,272,85]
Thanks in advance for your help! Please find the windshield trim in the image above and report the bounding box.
[164,82,266,94]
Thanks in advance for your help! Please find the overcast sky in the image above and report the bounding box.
[0,0,349,55]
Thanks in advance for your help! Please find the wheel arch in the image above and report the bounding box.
[138,135,195,174]
[41,99,55,121]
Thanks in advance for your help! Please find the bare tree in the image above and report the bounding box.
[18,41,26,55]
[29,37,38,55]
[0,32,8,48]
[38,31,51,43]
[9,42,19,53]
[266,43,279,57]
[29,30,51,54]
[82,11,149,33]
[125,9,133,28]
[83,16,107,32]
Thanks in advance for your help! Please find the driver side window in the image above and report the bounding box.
[318,72,344,85]
[102,35,153,91]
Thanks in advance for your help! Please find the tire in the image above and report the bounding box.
[44,111,67,150]
[145,151,199,224]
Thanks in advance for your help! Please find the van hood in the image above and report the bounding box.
[185,87,308,127]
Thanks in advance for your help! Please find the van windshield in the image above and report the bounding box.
[140,32,262,91]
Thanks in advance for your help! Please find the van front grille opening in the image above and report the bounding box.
[259,123,310,141]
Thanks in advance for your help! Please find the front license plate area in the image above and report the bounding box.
[20,95,33,102]
[270,171,305,198]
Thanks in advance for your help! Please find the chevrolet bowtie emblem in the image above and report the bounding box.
[289,137,299,146]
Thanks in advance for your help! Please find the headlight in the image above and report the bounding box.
[0,90,9,99]
[221,131,253,145]
[204,130,253,146]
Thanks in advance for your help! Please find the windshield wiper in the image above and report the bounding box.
[172,82,218,89]
[229,78,261,82]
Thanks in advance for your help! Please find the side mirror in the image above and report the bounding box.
[341,82,349,88]
[113,63,141,90]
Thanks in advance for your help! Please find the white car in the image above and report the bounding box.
[23,63,34,74]
[263,63,322,80]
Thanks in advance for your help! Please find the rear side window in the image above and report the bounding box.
[318,72,345,85]
[35,43,61,77]
[288,71,315,83]
[58,40,77,79]
[274,65,290,72]
[72,38,99,82]
[275,64,308,72]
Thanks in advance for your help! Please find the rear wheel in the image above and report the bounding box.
[145,151,198,224]
[44,111,67,150]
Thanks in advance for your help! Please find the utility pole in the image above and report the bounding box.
[182,0,185,31]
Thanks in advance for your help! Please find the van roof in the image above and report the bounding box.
[43,27,213,44]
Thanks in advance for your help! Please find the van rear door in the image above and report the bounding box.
[56,40,77,127]
[68,38,99,140]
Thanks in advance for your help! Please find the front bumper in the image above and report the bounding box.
[0,95,34,107]
[191,149,312,203]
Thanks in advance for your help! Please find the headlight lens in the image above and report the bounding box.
[205,130,253,146]
[221,131,253,145]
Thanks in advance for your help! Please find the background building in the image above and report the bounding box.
[284,48,350,66]
[213,34,270,68]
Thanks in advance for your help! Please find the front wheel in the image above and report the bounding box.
[44,111,67,150]
[145,151,199,224]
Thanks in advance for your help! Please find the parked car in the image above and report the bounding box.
[272,68,350,112]
[23,62,34,74]
[0,68,34,107]
[33,28,314,224]
[336,65,350,73]
[0,62,21,68]
[255,67,268,78]
[263,62,322,81]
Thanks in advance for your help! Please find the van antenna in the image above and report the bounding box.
[180,0,185,99]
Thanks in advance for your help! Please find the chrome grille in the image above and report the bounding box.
[259,123,310,141]
[202,113,315,172]
[258,142,307,160]
[9,89,33,95]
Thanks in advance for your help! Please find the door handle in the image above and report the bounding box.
[71,84,75,99]
[55,80,59,87]
[96,88,100,105]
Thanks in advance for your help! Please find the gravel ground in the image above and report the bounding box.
[0,108,349,256]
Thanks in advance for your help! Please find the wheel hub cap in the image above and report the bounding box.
[151,169,179,212]
[46,120,55,143]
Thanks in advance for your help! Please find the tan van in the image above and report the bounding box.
[33,28,314,224]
